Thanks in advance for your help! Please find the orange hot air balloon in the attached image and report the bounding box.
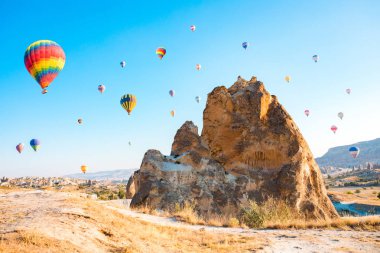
[81,165,88,174]
[170,110,175,117]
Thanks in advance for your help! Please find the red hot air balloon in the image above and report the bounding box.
[16,143,24,154]
[98,85,105,94]
[331,125,338,134]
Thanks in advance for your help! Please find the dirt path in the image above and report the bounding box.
[104,200,380,253]
[0,190,379,253]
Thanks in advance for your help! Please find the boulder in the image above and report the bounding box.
[127,76,338,219]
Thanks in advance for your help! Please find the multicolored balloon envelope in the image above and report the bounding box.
[98,85,105,94]
[242,42,248,49]
[30,139,40,151]
[81,165,88,174]
[349,146,360,158]
[156,47,166,59]
[120,94,137,115]
[24,40,65,90]
[330,125,338,134]
[16,143,24,154]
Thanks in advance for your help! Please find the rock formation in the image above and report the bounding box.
[127,76,338,219]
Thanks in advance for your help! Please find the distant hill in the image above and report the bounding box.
[316,138,380,169]
[64,169,136,182]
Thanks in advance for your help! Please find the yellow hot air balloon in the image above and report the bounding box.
[120,94,137,115]
[81,165,88,174]
[170,110,175,117]
[285,75,291,83]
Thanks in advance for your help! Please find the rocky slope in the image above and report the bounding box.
[127,76,338,219]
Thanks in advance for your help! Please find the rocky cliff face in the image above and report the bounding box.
[127,76,338,219]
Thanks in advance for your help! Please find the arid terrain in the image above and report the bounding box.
[1,188,379,253]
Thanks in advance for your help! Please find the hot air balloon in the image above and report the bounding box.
[24,40,65,90]
[190,25,196,32]
[30,139,40,151]
[156,47,166,59]
[338,112,344,120]
[346,88,351,95]
[196,64,201,70]
[304,110,310,117]
[170,110,175,117]
[16,143,24,154]
[312,55,319,63]
[242,42,248,49]
[169,90,175,97]
[78,118,83,124]
[42,89,48,94]
[81,165,88,174]
[330,125,338,134]
[195,96,201,103]
[349,146,360,158]
[128,141,131,146]
[285,75,291,83]
[98,85,105,94]
[120,61,126,68]
[120,94,137,115]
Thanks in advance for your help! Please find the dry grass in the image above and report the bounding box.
[134,197,380,231]
[81,200,265,253]
[0,230,79,253]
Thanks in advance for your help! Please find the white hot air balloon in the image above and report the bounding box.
[338,112,344,120]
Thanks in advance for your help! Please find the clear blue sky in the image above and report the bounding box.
[1,0,379,177]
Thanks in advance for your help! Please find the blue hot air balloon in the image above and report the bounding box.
[349,146,360,158]
[242,42,248,50]
[30,139,41,152]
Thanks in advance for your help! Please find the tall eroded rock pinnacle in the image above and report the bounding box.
[127,76,338,219]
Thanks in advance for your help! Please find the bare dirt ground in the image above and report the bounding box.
[0,189,379,253]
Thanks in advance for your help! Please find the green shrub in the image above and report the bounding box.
[346,191,353,194]
[239,202,264,228]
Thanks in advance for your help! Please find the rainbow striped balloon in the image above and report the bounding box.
[156,47,166,59]
[24,40,65,90]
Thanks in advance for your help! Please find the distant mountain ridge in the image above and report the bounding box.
[316,138,380,169]
[64,169,136,182]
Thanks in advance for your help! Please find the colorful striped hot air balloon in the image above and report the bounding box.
[24,40,65,90]
[30,139,40,151]
[98,85,105,94]
[16,143,24,154]
[190,25,196,31]
[156,47,166,59]
[349,147,360,158]
[120,94,137,115]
